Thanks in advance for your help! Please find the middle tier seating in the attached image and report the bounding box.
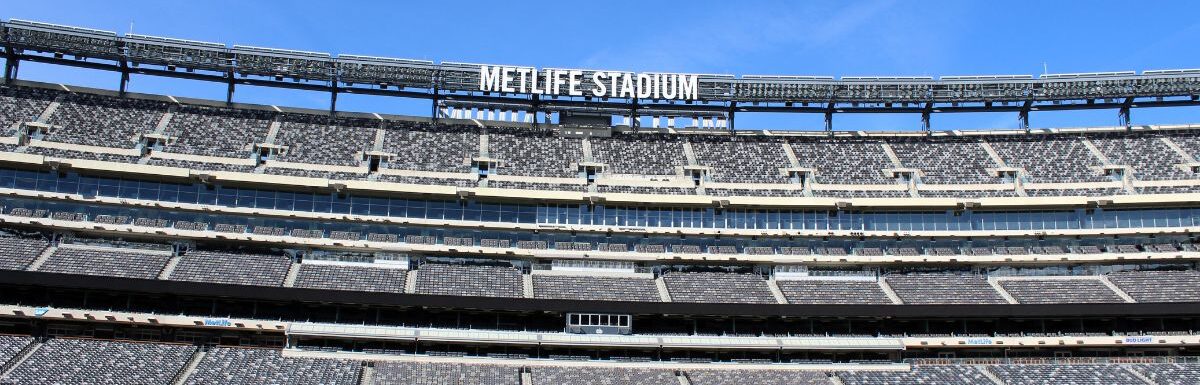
[776,280,892,305]
[998,278,1124,304]
[661,272,776,304]
[292,264,406,293]
[415,263,523,298]
[168,250,293,287]
[0,235,49,271]
[885,273,1007,304]
[37,246,172,279]
[1107,270,1200,302]
[532,274,661,302]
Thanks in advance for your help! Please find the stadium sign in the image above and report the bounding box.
[479,65,700,100]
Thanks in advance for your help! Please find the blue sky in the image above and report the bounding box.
[4,0,1200,131]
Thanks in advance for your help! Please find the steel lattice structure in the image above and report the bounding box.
[3,19,1199,130]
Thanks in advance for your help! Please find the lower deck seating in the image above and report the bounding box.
[533,274,661,302]
[662,271,776,304]
[168,250,293,286]
[292,264,406,293]
[415,263,523,298]
[989,364,1146,385]
[837,365,991,385]
[533,366,676,385]
[4,338,194,385]
[37,247,171,279]
[0,334,32,366]
[777,280,892,304]
[184,346,360,385]
[687,369,829,385]
[1132,363,1200,385]
[373,361,519,385]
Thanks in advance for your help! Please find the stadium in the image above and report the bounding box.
[1,10,1200,385]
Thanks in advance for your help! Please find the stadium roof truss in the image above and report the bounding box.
[3,19,1200,130]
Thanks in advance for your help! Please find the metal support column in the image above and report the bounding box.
[225,70,236,105]
[530,94,541,128]
[1018,100,1032,131]
[921,102,933,132]
[1119,97,1134,129]
[727,101,737,132]
[630,98,640,131]
[329,84,339,114]
[824,102,834,133]
[118,58,130,95]
[3,46,17,82]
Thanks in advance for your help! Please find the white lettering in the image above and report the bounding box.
[481,66,699,101]
[619,73,634,98]
[500,67,515,93]
[662,74,678,99]
[653,73,662,99]
[516,68,530,93]
[680,74,699,100]
[480,66,501,92]
[551,70,566,95]
[568,70,583,96]
[592,71,607,97]
[636,74,653,99]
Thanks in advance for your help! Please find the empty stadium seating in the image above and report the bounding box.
[43,92,167,148]
[0,86,54,136]
[533,274,661,302]
[686,370,829,385]
[0,334,33,367]
[591,133,686,175]
[777,280,892,305]
[183,346,360,385]
[989,364,1146,385]
[3,338,194,385]
[885,273,1007,304]
[662,271,776,304]
[890,137,1002,184]
[1108,270,1200,302]
[274,115,375,166]
[1132,363,1200,385]
[168,250,293,286]
[692,136,790,183]
[381,122,477,173]
[988,135,1109,183]
[998,278,1123,304]
[790,138,895,184]
[533,366,676,385]
[488,126,581,178]
[837,365,992,385]
[36,246,171,279]
[373,361,519,385]
[161,105,274,158]
[0,235,48,270]
[292,264,406,293]
[415,263,523,298]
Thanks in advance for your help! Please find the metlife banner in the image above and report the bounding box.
[478,65,701,100]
